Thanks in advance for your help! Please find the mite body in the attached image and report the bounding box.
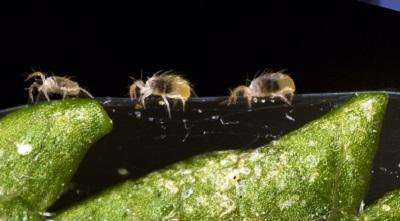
[228,70,295,107]
[25,72,93,103]
[129,70,193,118]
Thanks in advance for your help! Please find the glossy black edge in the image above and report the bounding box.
[0,91,395,114]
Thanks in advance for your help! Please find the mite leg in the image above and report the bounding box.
[139,96,146,109]
[129,80,145,101]
[161,95,172,119]
[129,83,138,101]
[62,89,68,100]
[80,88,94,98]
[179,96,186,112]
[284,93,294,104]
[228,85,253,108]
[271,88,294,105]
[41,89,51,101]
[35,92,44,104]
[227,89,239,106]
[270,93,291,105]
[139,89,152,110]
[28,89,34,103]
[246,94,253,108]
[25,72,46,82]
[282,87,295,104]
[27,82,40,103]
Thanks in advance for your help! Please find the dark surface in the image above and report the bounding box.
[1,92,399,212]
[1,1,400,109]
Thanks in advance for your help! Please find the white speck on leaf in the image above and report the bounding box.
[361,100,374,122]
[220,159,229,166]
[239,167,251,175]
[16,143,32,155]
[178,169,192,175]
[183,188,193,198]
[271,140,280,146]
[278,195,299,210]
[39,212,56,217]
[359,200,365,213]
[250,149,263,161]
[254,165,262,176]
[164,180,179,194]
[382,204,391,211]
[76,111,85,120]
[308,140,317,147]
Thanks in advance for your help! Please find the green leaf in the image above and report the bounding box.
[0,99,113,213]
[55,93,388,221]
[359,189,400,221]
[0,196,43,221]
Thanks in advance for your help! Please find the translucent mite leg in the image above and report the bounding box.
[228,85,253,108]
[227,88,241,105]
[282,87,295,104]
[179,96,186,112]
[129,83,138,101]
[27,82,40,103]
[80,88,94,98]
[270,93,291,105]
[284,92,294,105]
[161,95,172,119]
[139,97,146,109]
[129,80,145,101]
[62,90,67,100]
[25,72,47,82]
[246,94,253,109]
[271,88,294,105]
[139,89,152,110]
[41,89,51,101]
[35,92,43,104]
[227,93,238,106]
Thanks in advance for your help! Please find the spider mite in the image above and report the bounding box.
[228,70,296,107]
[25,71,94,103]
[129,70,194,118]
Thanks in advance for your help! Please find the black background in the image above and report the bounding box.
[1,0,400,109]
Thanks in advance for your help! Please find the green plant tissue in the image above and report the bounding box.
[358,188,400,221]
[55,93,388,221]
[0,99,113,216]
